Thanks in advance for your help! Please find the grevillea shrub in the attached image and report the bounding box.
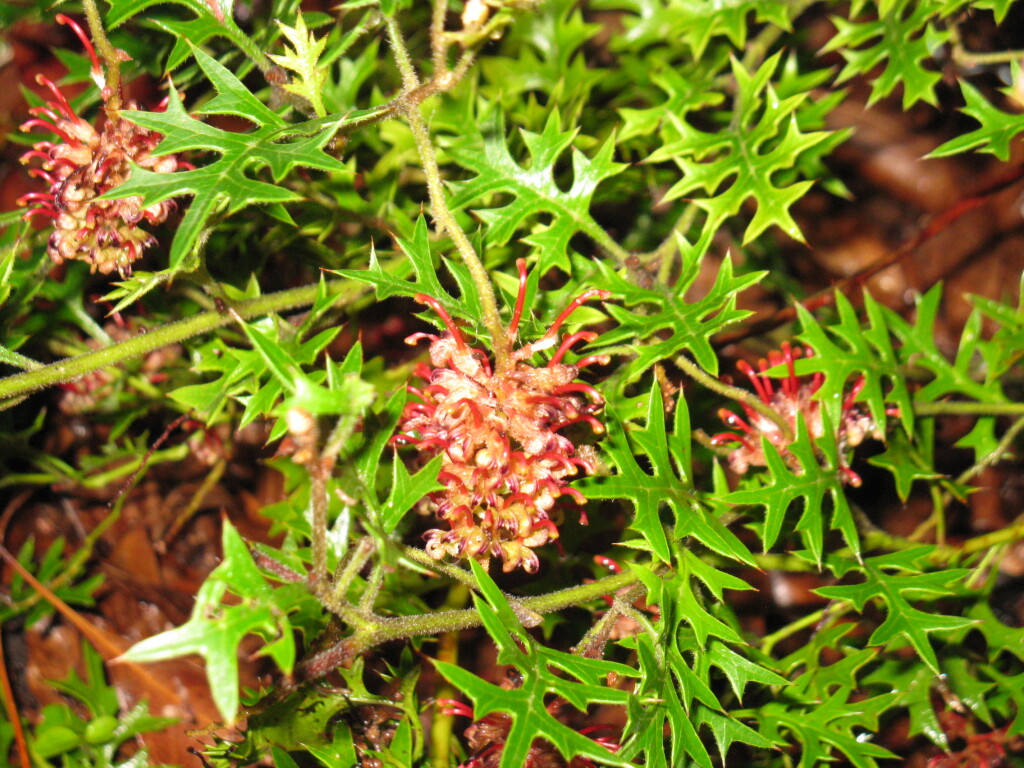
[3,1,1024,767]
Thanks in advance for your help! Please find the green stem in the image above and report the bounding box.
[0,347,42,372]
[949,22,1024,68]
[913,401,1024,417]
[429,582,468,768]
[430,0,451,76]
[81,0,121,108]
[310,449,329,583]
[760,603,850,657]
[675,353,795,442]
[346,568,639,652]
[954,48,1024,66]
[960,517,1024,557]
[385,16,421,90]
[386,17,510,371]
[580,217,632,266]
[401,544,479,589]
[0,279,366,405]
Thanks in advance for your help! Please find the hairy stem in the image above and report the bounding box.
[949,22,1024,67]
[385,16,421,90]
[401,544,479,589]
[386,14,510,370]
[914,400,1024,417]
[430,0,451,76]
[580,216,632,265]
[960,516,1024,556]
[338,568,640,655]
[574,581,648,659]
[81,0,121,108]
[0,279,367,405]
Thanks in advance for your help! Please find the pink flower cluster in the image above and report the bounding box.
[712,342,879,485]
[18,15,180,276]
[394,261,609,573]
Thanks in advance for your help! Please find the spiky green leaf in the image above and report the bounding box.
[647,53,832,243]
[445,108,625,273]
[106,47,363,270]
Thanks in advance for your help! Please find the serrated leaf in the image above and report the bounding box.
[865,660,947,748]
[380,454,444,533]
[121,521,304,723]
[236,316,375,417]
[647,53,831,243]
[267,14,329,117]
[622,634,712,768]
[675,563,745,647]
[106,46,356,270]
[884,285,1011,462]
[696,704,777,762]
[956,600,1024,665]
[333,217,483,328]
[605,0,793,58]
[107,0,257,64]
[815,548,974,673]
[617,57,727,142]
[795,290,913,434]
[823,1,947,109]
[445,108,625,273]
[705,641,788,702]
[723,415,858,563]
[868,422,942,502]
[930,70,1024,160]
[886,286,1007,405]
[756,689,899,768]
[478,0,603,116]
[435,560,636,768]
[581,381,754,565]
[590,232,763,380]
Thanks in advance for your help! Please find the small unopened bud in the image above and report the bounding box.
[461,0,490,29]
[287,407,318,464]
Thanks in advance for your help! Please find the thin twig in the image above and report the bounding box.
[0,279,369,405]
[948,22,1024,68]
[386,15,510,369]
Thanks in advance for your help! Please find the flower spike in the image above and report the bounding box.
[395,267,608,573]
[713,344,883,482]
[17,18,183,276]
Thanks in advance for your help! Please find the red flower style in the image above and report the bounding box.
[711,342,879,486]
[18,15,182,276]
[438,698,620,768]
[393,260,610,573]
